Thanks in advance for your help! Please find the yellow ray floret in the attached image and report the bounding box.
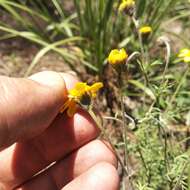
[139,26,152,34]
[88,83,104,97]
[69,82,88,98]
[108,48,128,65]
[119,0,135,12]
[60,82,103,117]
[178,48,190,63]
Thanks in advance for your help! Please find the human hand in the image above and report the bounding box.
[0,71,119,190]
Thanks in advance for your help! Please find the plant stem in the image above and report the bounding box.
[132,16,146,64]
[132,16,150,87]
[88,109,129,176]
[169,66,189,107]
[118,69,134,190]
[172,160,189,190]
[161,38,171,83]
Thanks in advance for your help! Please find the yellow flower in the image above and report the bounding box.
[69,82,88,98]
[119,0,135,16]
[60,82,103,117]
[61,99,77,117]
[178,48,190,63]
[139,26,152,35]
[88,83,104,97]
[108,48,128,65]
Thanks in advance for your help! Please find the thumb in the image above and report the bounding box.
[0,71,67,149]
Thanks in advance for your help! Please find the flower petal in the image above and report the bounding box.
[67,101,77,117]
[139,26,152,34]
[108,48,128,65]
[60,99,70,113]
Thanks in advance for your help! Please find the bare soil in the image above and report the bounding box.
[0,39,73,77]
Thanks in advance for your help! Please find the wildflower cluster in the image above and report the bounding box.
[60,82,103,117]
[119,0,152,42]
[178,48,190,63]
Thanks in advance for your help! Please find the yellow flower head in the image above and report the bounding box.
[139,26,152,35]
[119,0,135,16]
[178,48,190,63]
[108,48,128,65]
[60,82,103,117]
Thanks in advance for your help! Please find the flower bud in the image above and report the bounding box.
[139,26,152,42]
[108,48,128,65]
[119,0,135,16]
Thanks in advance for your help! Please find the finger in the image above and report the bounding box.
[23,139,117,189]
[0,71,67,149]
[52,140,117,186]
[48,140,117,188]
[29,72,79,91]
[16,140,117,189]
[17,162,119,190]
[62,162,119,190]
[0,109,99,189]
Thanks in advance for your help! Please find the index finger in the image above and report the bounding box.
[0,71,68,149]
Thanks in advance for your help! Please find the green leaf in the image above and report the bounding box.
[128,79,156,100]
[150,60,163,66]
[136,0,147,18]
[25,36,83,76]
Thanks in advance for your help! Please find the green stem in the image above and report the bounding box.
[118,70,134,190]
[172,160,189,190]
[132,17,146,64]
[169,66,189,107]
[132,17,150,87]
[88,109,129,176]
[137,147,149,179]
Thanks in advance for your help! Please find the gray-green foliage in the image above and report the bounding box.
[127,107,190,189]
[125,68,190,189]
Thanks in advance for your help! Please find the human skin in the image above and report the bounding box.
[0,71,119,190]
